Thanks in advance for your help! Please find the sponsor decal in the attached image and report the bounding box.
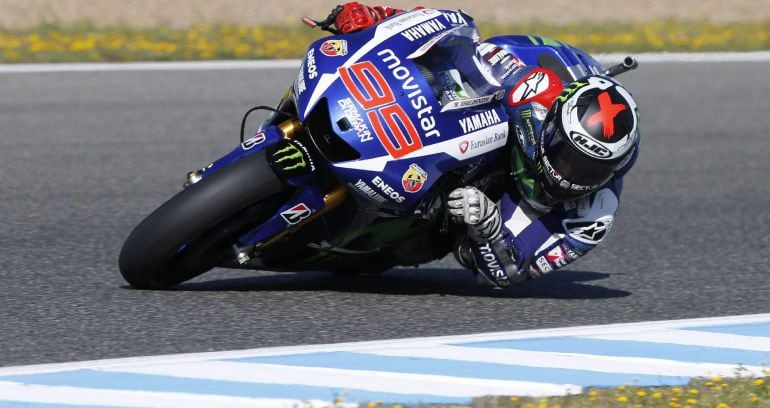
[480,44,525,79]
[440,89,505,112]
[295,66,306,95]
[442,11,467,25]
[305,48,318,80]
[339,60,423,159]
[280,203,312,224]
[546,246,568,267]
[569,132,612,159]
[478,242,511,287]
[562,244,581,260]
[402,163,428,193]
[240,132,266,150]
[536,256,554,274]
[380,8,439,31]
[353,179,388,204]
[400,18,448,41]
[501,56,526,79]
[519,109,537,146]
[563,216,614,244]
[541,152,598,192]
[587,90,627,140]
[377,49,441,138]
[320,39,348,57]
[458,131,506,155]
[458,109,502,133]
[340,49,444,159]
[338,98,373,143]
[371,175,406,203]
[509,69,564,108]
[509,71,548,105]
[272,140,316,174]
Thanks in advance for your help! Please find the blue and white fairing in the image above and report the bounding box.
[294,8,510,210]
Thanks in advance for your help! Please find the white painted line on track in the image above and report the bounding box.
[102,361,580,397]
[0,381,340,408]
[584,329,770,351]
[361,345,765,377]
[0,51,768,73]
[0,313,768,376]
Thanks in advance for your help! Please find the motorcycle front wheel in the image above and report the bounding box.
[118,150,285,289]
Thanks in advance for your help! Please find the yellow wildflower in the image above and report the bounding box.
[652,392,663,399]
[367,403,376,408]
[617,395,628,402]
[686,399,698,404]
[672,387,683,394]
[509,396,518,402]
[636,390,647,397]
[716,403,731,408]
[755,378,765,386]
[588,390,599,397]
[714,375,723,382]
[688,389,698,395]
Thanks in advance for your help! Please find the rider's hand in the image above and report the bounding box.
[448,187,502,242]
[333,2,387,34]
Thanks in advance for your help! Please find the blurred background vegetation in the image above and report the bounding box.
[0,0,768,62]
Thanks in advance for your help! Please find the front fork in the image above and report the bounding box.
[185,119,347,265]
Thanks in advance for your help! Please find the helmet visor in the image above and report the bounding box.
[539,124,618,198]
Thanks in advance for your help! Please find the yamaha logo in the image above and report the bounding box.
[569,132,612,159]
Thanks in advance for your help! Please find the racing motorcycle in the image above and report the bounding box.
[119,8,637,289]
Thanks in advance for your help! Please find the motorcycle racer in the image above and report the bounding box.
[322,2,641,288]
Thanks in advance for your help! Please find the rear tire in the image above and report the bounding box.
[118,150,285,289]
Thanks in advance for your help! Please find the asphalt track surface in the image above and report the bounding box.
[1,59,769,368]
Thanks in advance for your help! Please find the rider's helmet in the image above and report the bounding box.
[537,75,639,201]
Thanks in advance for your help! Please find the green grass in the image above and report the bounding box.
[0,20,767,63]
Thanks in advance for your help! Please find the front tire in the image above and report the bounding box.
[118,150,285,289]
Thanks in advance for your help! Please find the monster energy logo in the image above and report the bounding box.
[273,143,310,172]
[556,81,588,103]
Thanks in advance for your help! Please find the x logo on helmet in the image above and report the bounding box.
[587,91,626,140]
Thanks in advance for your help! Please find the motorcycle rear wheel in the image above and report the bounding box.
[118,150,285,289]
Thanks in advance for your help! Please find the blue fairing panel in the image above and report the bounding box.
[485,35,607,81]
